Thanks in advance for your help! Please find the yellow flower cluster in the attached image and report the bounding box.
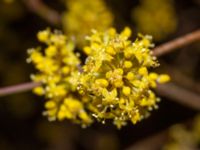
[163,115,200,150]
[27,29,92,127]
[132,0,177,41]
[62,0,113,48]
[28,27,170,128]
[78,27,170,128]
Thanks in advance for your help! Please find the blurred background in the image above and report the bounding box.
[0,0,200,149]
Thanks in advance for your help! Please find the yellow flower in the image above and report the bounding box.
[132,0,177,41]
[62,0,113,48]
[33,86,44,96]
[28,27,170,129]
[78,27,170,128]
[102,88,118,104]
[162,115,200,150]
[28,29,92,126]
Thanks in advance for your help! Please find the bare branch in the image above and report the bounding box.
[23,0,61,25]
[156,83,200,110]
[163,65,200,94]
[0,82,41,97]
[153,29,200,57]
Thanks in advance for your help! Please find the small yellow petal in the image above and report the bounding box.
[108,28,116,36]
[126,72,135,81]
[79,111,92,123]
[57,110,66,120]
[47,108,57,117]
[122,86,131,96]
[33,86,44,95]
[105,46,116,55]
[62,66,70,74]
[114,80,124,88]
[45,101,56,109]
[120,27,132,39]
[116,68,124,75]
[45,45,57,57]
[84,46,92,55]
[138,67,148,76]
[95,78,109,87]
[131,111,140,124]
[37,30,49,42]
[149,73,158,80]
[124,61,133,69]
[158,74,170,83]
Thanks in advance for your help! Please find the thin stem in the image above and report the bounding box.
[0,82,41,97]
[163,64,200,94]
[156,83,200,110]
[23,0,61,25]
[153,29,200,57]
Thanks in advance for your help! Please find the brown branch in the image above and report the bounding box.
[0,82,41,97]
[153,29,200,57]
[23,0,61,25]
[156,82,200,110]
[163,65,200,94]
[1,81,200,111]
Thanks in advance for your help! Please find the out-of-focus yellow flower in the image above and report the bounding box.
[27,29,92,127]
[132,0,177,41]
[78,27,170,128]
[3,0,14,4]
[62,0,113,48]
[162,115,200,150]
[193,115,200,142]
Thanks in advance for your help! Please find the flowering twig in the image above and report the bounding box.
[23,0,61,25]
[0,82,41,97]
[153,29,200,56]
[1,30,200,110]
[2,82,200,111]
